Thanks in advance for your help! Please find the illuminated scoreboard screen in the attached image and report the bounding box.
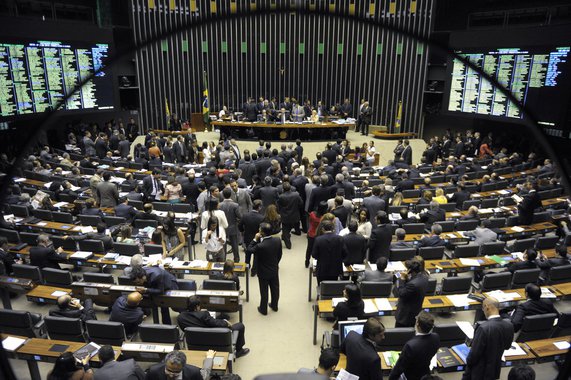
[445,46,571,129]
[0,40,114,117]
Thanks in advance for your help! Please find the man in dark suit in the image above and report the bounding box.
[97,171,119,208]
[389,311,440,380]
[368,211,393,263]
[177,296,250,358]
[419,201,446,226]
[391,228,415,249]
[417,223,446,248]
[163,141,175,163]
[510,283,557,332]
[322,143,337,165]
[395,172,414,192]
[340,316,385,380]
[114,196,140,223]
[359,101,372,136]
[134,203,161,222]
[130,266,178,324]
[0,237,19,274]
[118,135,131,159]
[537,244,570,278]
[450,184,470,209]
[517,182,542,225]
[142,169,164,202]
[258,176,279,210]
[331,196,350,228]
[95,345,145,380]
[454,136,464,158]
[29,234,67,269]
[219,188,242,262]
[462,298,514,380]
[109,292,145,336]
[50,294,97,322]
[362,186,385,226]
[65,222,114,251]
[312,220,347,284]
[394,258,428,327]
[173,136,187,163]
[248,223,282,315]
[277,182,303,249]
[95,133,109,159]
[343,221,367,265]
[400,139,413,165]
[506,248,538,274]
[308,175,333,212]
[360,257,393,283]
[239,200,265,275]
[146,350,208,380]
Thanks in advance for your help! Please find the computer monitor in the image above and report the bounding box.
[338,320,367,344]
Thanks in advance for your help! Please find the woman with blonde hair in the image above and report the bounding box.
[263,204,282,236]
[433,188,448,204]
[391,192,404,206]
[417,190,433,205]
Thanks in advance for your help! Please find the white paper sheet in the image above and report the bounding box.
[459,258,480,267]
[363,299,378,314]
[332,298,347,307]
[2,336,26,351]
[336,369,359,380]
[386,261,407,272]
[554,341,571,350]
[51,290,68,297]
[374,298,393,311]
[456,321,475,339]
[502,342,526,359]
[447,294,472,308]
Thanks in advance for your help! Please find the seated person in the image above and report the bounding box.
[65,222,113,250]
[115,225,137,244]
[417,224,446,248]
[417,190,433,205]
[537,244,570,278]
[48,352,93,380]
[29,234,67,269]
[210,259,242,293]
[109,292,145,336]
[114,196,140,223]
[126,185,144,202]
[177,296,250,358]
[418,201,445,226]
[333,284,365,328]
[506,248,538,274]
[81,197,104,217]
[134,203,161,222]
[359,257,393,283]
[463,219,497,246]
[146,350,214,380]
[0,236,21,274]
[395,208,418,228]
[50,294,97,322]
[509,283,558,332]
[298,348,339,377]
[433,188,448,204]
[391,228,415,249]
[459,205,480,222]
[95,344,145,380]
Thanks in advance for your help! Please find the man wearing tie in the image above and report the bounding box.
[174,136,186,163]
[360,101,372,136]
[400,139,413,165]
[142,169,164,202]
[279,108,288,123]
[355,98,365,132]
[229,138,241,164]
[340,98,352,119]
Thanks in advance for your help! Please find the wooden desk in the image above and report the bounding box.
[183,350,229,374]
[22,220,82,234]
[336,352,392,373]
[211,120,353,140]
[17,338,120,380]
[0,275,36,309]
[526,336,571,362]
[499,222,557,240]
[26,285,71,304]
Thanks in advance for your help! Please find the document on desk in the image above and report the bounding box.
[352,264,366,272]
[70,251,93,260]
[188,260,209,268]
[144,254,163,265]
[51,290,68,297]
[53,201,69,208]
[374,298,393,311]
[541,287,557,299]
[2,336,26,352]
[336,369,359,380]
[486,290,520,303]
[368,263,377,271]
[502,342,526,360]
[456,321,475,339]
[447,294,472,308]
[554,341,571,350]
[116,256,132,265]
[511,251,525,261]
[363,299,378,314]
[386,261,407,272]
[121,343,174,352]
[459,258,480,267]
[511,226,525,232]
[332,298,347,308]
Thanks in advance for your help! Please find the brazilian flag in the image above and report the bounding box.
[202,71,210,129]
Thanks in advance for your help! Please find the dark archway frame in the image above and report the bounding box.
[2,5,569,201]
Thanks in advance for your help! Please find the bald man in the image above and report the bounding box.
[49,294,97,322]
[462,298,514,380]
[110,291,145,336]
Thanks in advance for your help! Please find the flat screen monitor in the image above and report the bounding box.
[338,320,367,344]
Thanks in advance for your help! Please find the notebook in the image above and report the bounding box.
[73,342,100,361]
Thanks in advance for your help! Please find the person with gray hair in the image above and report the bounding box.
[146,349,215,380]
[391,228,414,249]
[124,254,144,276]
[417,223,446,248]
[418,200,445,226]
[29,234,67,269]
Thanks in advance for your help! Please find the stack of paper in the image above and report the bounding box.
[486,290,520,303]
[332,298,347,307]
[363,299,378,314]
[511,226,525,232]
[511,252,525,261]
[456,321,475,339]
[502,342,526,360]
[51,290,68,297]
[374,298,393,311]
[447,294,472,308]
[102,252,119,260]
[386,261,406,272]
[554,341,571,350]
[188,260,208,268]
[352,264,366,272]
[541,287,557,299]
[53,201,69,208]
[459,258,480,267]
[2,336,27,351]
[70,251,93,260]
[116,256,132,265]
[336,369,359,380]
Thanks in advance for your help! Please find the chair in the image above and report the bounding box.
[360,282,392,298]
[440,203,457,212]
[402,223,426,234]
[535,236,559,251]
[51,236,77,250]
[178,279,197,291]
[547,264,571,285]
[153,202,173,212]
[0,310,45,338]
[516,313,558,342]
[104,216,126,227]
[402,189,420,199]
[118,276,135,285]
[551,312,571,338]
[462,200,481,211]
[377,327,415,351]
[480,272,512,292]
[453,245,480,258]
[481,198,499,209]
[139,324,181,346]
[19,231,40,246]
[437,221,456,233]
[86,320,127,346]
[532,212,551,223]
[426,278,437,295]
[113,242,140,256]
[78,239,105,253]
[506,215,520,227]
[202,279,237,291]
[52,211,74,224]
[388,206,407,214]
[10,204,30,217]
[480,241,506,256]
[0,228,20,243]
[389,248,416,262]
[318,281,352,300]
[129,162,144,170]
[456,219,479,231]
[433,324,467,347]
[509,238,536,253]
[32,209,53,221]
[488,218,506,228]
[184,327,236,356]
[440,277,473,295]
[511,268,540,288]
[144,244,164,255]
[79,214,102,227]
[172,203,193,213]
[134,219,159,229]
[418,246,445,260]
[45,316,85,342]
[128,200,144,210]
[83,272,115,284]
[41,268,73,287]
[12,264,42,283]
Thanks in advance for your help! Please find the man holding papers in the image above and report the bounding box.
[509,283,558,332]
[394,258,428,327]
